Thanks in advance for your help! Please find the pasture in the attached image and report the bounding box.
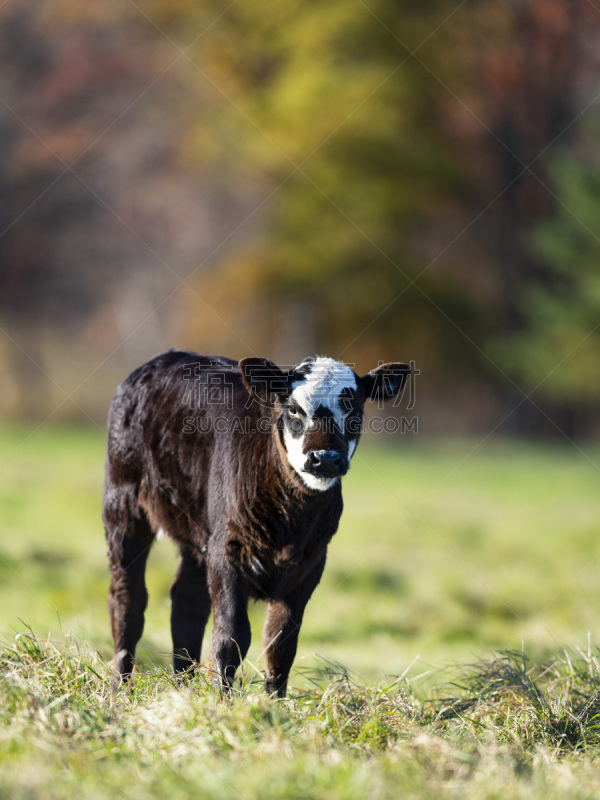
[2,425,600,798]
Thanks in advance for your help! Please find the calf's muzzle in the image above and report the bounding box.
[304,449,348,478]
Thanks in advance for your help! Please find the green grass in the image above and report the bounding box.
[2,425,599,677]
[4,631,600,799]
[2,425,600,797]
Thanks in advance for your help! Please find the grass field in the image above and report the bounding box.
[2,425,600,797]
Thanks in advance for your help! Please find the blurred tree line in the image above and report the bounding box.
[1,0,600,436]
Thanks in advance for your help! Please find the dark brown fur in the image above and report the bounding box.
[103,350,408,695]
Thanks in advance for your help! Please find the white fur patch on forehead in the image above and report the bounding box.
[291,357,357,417]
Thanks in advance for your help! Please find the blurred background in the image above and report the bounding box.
[2,0,600,436]
[2,0,600,680]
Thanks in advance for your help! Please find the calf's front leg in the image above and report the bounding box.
[208,562,251,690]
[263,560,326,697]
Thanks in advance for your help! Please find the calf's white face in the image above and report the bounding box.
[282,358,359,491]
[240,355,410,493]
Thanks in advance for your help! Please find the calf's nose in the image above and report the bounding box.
[305,449,343,476]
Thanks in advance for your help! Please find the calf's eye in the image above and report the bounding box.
[289,417,304,435]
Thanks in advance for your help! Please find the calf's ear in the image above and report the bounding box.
[360,362,410,402]
[239,357,290,400]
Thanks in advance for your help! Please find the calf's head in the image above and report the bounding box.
[240,356,410,491]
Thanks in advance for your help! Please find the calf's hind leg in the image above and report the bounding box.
[105,495,154,680]
[170,548,212,674]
